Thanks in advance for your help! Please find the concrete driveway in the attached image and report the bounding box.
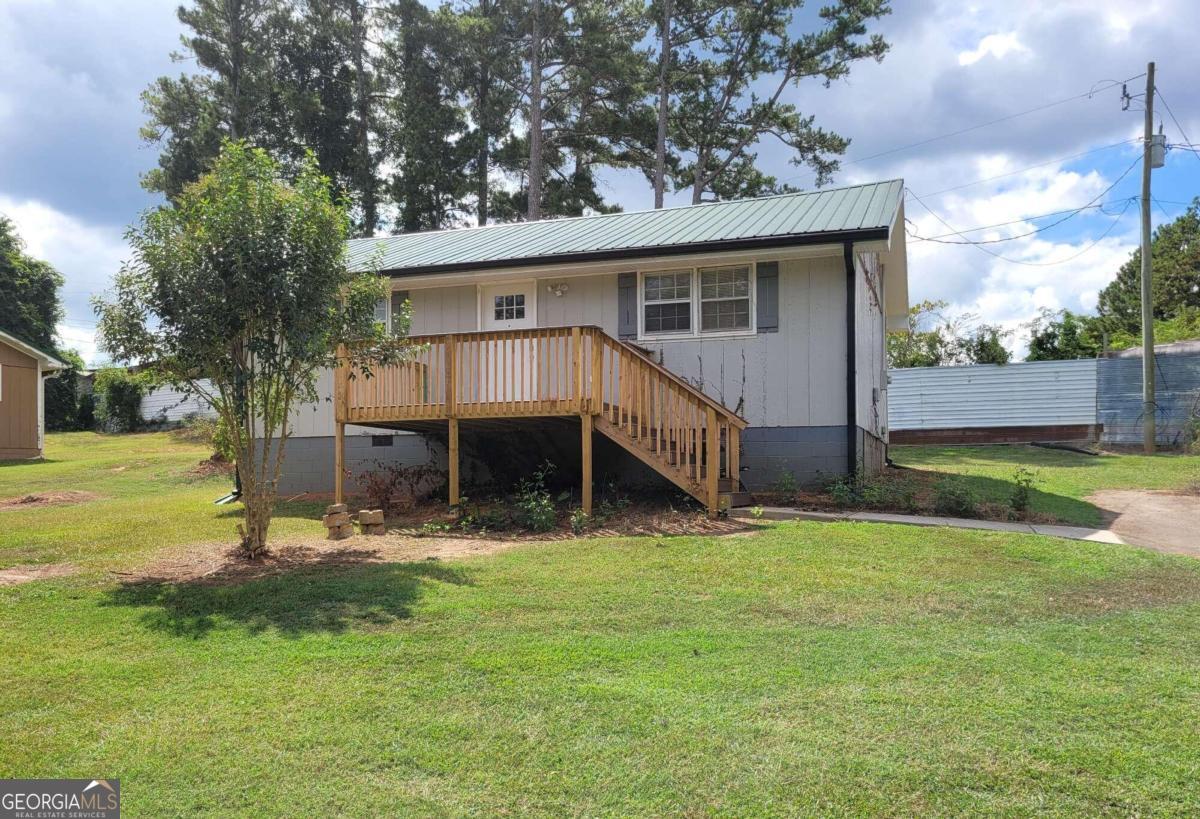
[1089,490,1200,557]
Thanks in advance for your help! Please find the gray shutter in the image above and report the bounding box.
[617,272,637,339]
[756,262,779,333]
[390,290,410,336]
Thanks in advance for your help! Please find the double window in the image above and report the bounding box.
[641,264,754,338]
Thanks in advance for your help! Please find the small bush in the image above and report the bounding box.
[772,469,801,503]
[860,473,918,512]
[569,508,589,535]
[93,368,151,432]
[174,414,236,462]
[457,504,511,533]
[932,477,976,517]
[515,461,558,532]
[1009,466,1039,517]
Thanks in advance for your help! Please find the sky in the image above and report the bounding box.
[2,0,1199,366]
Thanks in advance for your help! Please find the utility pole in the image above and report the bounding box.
[1139,61,1156,454]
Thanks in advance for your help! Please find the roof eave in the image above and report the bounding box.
[373,226,892,278]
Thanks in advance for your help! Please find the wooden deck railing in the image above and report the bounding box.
[335,326,746,512]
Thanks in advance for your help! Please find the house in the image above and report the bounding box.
[278,180,909,515]
[0,329,66,460]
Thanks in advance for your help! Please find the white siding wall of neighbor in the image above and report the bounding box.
[140,381,217,424]
[888,359,1099,430]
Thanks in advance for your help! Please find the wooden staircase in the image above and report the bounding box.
[335,326,748,516]
[590,332,748,515]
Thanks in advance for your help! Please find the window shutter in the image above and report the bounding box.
[617,272,637,339]
[756,262,779,333]
[390,290,409,335]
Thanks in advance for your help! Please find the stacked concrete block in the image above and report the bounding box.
[357,509,386,536]
[323,504,354,540]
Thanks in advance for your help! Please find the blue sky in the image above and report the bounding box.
[2,0,1198,364]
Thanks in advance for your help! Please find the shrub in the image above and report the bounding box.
[93,368,150,432]
[356,460,445,515]
[173,414,236,462]
[826,473,860,506]
[932,476,976,517]
[772,468,801,503]
[1009,466,1039,517]
[515,461,558,532]
[569,508,589,535]
[859,472,918,512]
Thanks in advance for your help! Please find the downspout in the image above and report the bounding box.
[843,241,857,476]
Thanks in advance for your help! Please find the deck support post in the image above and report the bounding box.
[334,421,345,505]
[728,425,740,489]
[448,417,460,509]
[706,406,719,518]
[581,412,593,516]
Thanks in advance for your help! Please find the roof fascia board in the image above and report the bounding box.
[382,241,849,290]
[0,330,66,370]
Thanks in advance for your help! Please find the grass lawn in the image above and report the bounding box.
[892,444,1200,527]
[2,434,1200,815]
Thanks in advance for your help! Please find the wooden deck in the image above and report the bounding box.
[334,326,746,516]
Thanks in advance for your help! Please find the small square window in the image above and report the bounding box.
[493,293,526,321]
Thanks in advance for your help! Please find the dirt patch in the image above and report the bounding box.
[127,533,530,586]
[1088,490,1200,557]
[0,563,77,586]
[0,490,101,511]
[187,456,235,479]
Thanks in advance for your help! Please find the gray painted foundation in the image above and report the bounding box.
[263,424,876,495]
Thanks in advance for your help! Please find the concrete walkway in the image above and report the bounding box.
[731,507,1124,545]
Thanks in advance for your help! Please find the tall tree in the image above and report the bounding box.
[668,0,889,203]
[444,0,523,226]
[379,0,473,231]
[1097,198,1200,334]
[141,0,281,199]
[0,215,64,352]
[1025,309,1102,361]
[96,143,406,558]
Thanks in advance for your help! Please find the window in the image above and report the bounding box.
[493,293,526,321]
[640,264,755,338]
[374,298,388,327]
[699,265,751,332]
[643,270,691,334]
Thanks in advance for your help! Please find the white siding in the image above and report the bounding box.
[888,359,1099,430]
[854,251,886,438]
[141,381,216,423]
[536,274,619,331]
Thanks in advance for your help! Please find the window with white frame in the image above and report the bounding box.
[493,293,526,321]
[642,270,692,334]
[699,265,751,332]
[640,264,754,338]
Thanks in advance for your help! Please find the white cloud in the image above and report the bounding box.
[0,195,128,367]
[958,32,1029,66]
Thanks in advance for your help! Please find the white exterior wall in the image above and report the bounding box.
[854,251,887,439]
[888,359,1099,430]
[286,249,872,436]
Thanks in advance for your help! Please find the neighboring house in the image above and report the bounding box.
[0,330,66,459]
[276,180,909,515]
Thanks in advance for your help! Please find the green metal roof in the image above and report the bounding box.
[346,179,903,275]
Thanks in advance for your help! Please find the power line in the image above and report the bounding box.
[782,72,1146,185]
[912,197,1135,242]
[907,138,1140,200]
[907,193,1135,266]
[905,153,1140,245]
[1155,86,1199,165]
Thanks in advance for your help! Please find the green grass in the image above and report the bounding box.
[0,432,324,570]
[892,444,1200,527]
[2,434,1200,815]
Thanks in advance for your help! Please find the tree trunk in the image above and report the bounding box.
[653,0,672,209]
[477,69,491,226]
[226,0,245,140]
[527,0,543,221]
[350,0,376,236]
[238,480,273,559]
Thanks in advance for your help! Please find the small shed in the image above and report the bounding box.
[0,330,66,459]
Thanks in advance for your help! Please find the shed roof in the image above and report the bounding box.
[347,179,903,275]
[0,329,66,370]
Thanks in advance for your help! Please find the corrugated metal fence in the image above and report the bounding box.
[889,359,1098,430]
[889,341,1200,447]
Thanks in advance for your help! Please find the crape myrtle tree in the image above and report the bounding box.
[96,142,410,558]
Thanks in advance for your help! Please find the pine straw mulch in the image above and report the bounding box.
[123,501,761,587]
